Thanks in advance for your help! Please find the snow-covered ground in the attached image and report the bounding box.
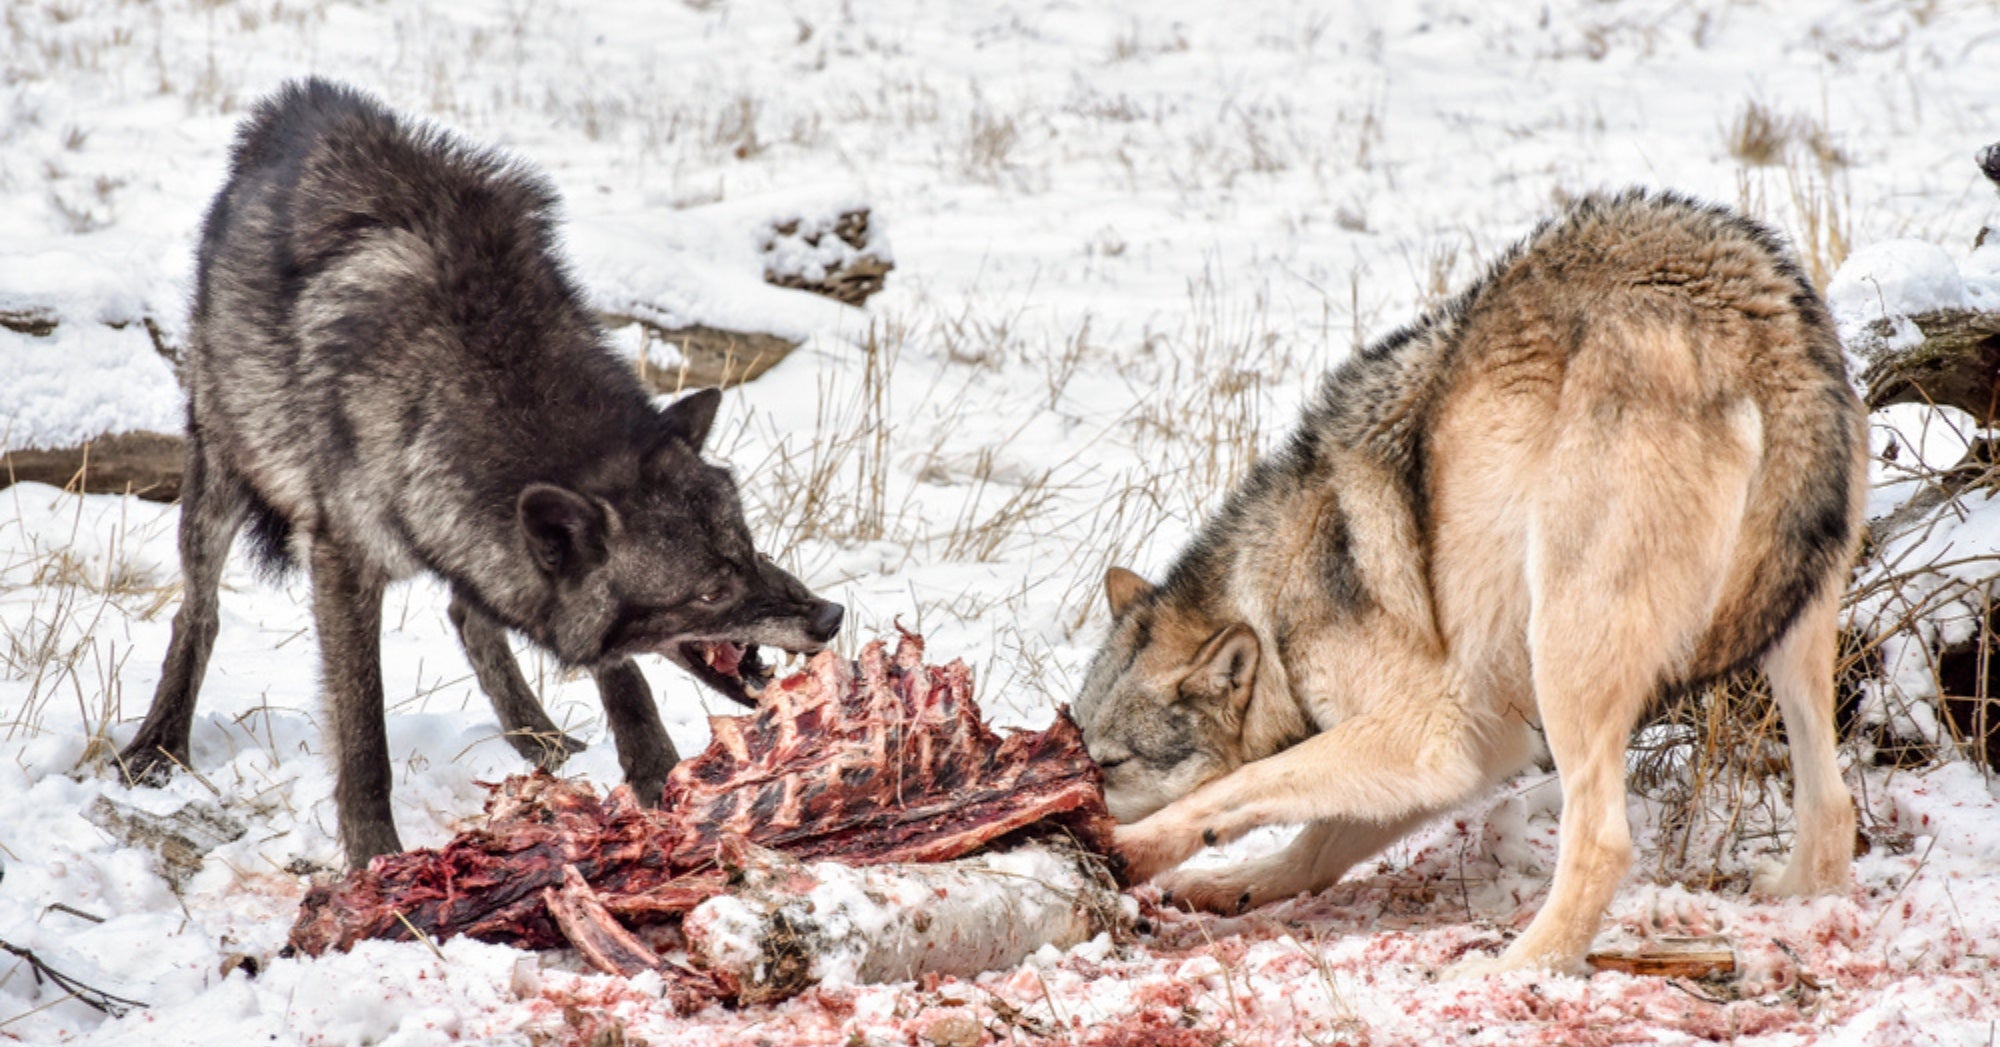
[4,0,2000,1043]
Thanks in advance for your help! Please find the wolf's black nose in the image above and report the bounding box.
[809,602,845,643]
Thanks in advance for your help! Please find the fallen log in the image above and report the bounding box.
[1844,144,2000,427]
[608,319,800,392]
[1854,308,2000,426]
[0,306,59,337]
[683,836,1123,1005]
[1,431,185,503]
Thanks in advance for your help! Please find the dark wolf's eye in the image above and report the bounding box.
[697,589,726,605]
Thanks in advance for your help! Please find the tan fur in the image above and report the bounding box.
[1074,191,1865,975]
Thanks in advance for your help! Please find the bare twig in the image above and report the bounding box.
[0,939,148,1019]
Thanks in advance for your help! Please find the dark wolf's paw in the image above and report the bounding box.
[501,728,587,771]
[627,771,668,810]
[342,821,405,869]
[116,743,188,787]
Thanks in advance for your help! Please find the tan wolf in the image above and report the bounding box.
[1074,189,1865,975]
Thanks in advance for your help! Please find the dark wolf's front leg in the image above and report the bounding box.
[592,659,678,806]
[309,538,400,865]
[120,434,247,785]
[447,596,586,770]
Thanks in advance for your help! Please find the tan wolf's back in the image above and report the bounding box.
[1426,191,1865,687]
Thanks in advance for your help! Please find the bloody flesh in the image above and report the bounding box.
[286,631,1116,958]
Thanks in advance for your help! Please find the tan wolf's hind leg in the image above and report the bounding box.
[1754,585,1854,897]
[1467,616,1655,973]
[1470,418,1756,976]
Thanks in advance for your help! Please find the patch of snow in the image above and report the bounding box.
[1828,238,1968,330]
[5,0,2000,1043]
[0,325,182,450]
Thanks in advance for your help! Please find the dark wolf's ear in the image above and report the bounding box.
[658,387,722,452]
[518,484,608,576]
[1182,623,1259,717]
[1104,567,1155,617]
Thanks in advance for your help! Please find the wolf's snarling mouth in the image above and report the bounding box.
[680,640,778,708]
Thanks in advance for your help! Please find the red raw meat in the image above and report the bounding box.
[286,631,1117,959]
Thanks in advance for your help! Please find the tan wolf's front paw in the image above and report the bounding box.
[1112,820,1202,884]
[1441,952,1509,980]
[1443,939,1585,980]
[1751,856,1845,898]
[1154,868,1259,915]
[1749,857,1792,897]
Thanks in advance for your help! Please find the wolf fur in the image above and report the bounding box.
[119,79,843,866]
[1074,189,1865,975]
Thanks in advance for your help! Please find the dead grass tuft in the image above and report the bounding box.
[1726,101,1792,167]
[961,106,1022,182]
[0,491,171,754]
[742,320,907,550]
[1784,160,1853,290]
[1726,99,1850,172]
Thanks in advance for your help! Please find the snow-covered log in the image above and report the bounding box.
[759,207,893,307]
[683,837,1126,1006]
[1853,307,2000,425]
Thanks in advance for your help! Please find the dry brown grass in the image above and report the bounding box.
[1726,101,1793,167]
[741,320,909,550]
[962,106,1023,182]
[1727,100,1850,171]
[0,489,173,761]
[1784,160,1854,290]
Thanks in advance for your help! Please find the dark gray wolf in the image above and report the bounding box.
[1075,190,1864,975]
[119,79,843,866]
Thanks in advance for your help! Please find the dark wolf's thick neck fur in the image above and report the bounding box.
[1147,189,1855,695]
[193,79,675,653]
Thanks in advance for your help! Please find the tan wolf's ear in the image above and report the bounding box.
[1104,567,1155,617]
[1183,623,1259,716]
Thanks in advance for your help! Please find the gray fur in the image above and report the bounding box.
[1081,192,1858,776]
[1073,190,1866,973]
[119,79,843,866]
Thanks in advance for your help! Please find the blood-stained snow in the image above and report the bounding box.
[4,0,2000,1043]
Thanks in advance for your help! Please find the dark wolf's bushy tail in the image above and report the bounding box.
[240,492,295,580]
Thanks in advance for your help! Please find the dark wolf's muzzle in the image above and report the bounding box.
[808,601,844,644]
